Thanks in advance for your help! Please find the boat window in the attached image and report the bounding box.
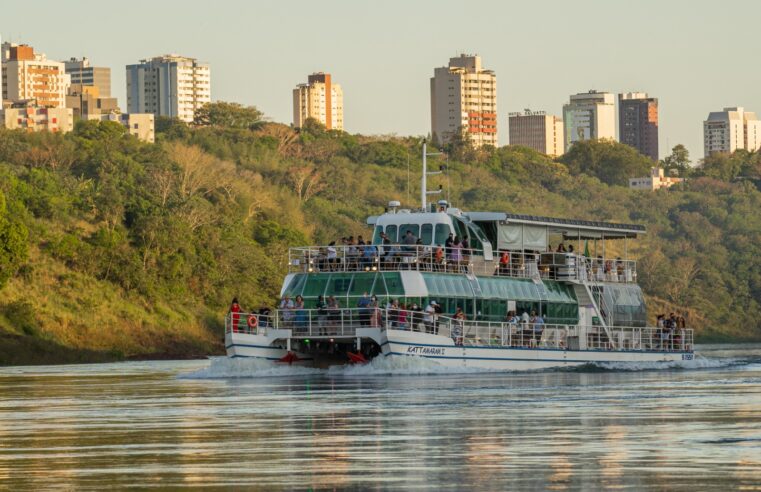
[372,226,383,245]
[381,272,404,296]
[302,274,329,298]
[328,273,352,298]
[399,224,420,240]
[434,223,451,246]
[349,273,376,297]
[421,224,433,245]
[385,224,397,242]
[284,274,307,297]
[452,218,468,241]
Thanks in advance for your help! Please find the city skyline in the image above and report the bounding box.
[2,0,760,158]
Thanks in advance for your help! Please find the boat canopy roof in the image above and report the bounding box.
[467,212,645,239]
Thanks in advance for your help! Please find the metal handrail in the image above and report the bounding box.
[288,245,637,283]
[225,309,693,353]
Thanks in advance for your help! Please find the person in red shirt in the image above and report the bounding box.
[230,297,241,333]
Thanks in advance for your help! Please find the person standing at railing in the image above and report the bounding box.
[434,245,444,272]
[445,233,454,262]
[370,295,383,327]
[294,295,307,333]
[315,296,328,335]
[279,295,295,328]
[327,241,338,271]
[533,313,545,347]
[362,243,378,270]
[453,306,466,345]
[230,297,241,333]
[327,296,340,333]
[462,236,471,264]
[358,292,372,326]
[402,230,417,252]
[398,303,409,330]
[450,237,463,273]
[423,301,436,334]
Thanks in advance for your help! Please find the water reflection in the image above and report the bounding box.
[0,348,760,489]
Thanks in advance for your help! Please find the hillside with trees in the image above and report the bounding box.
[1,103,760,364]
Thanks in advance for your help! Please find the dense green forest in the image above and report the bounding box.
[1,103,760,364]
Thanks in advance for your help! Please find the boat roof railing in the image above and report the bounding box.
[467,212,645,239]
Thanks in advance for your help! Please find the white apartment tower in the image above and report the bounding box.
[508,110,564,156]
[562,90,616,148]
[293,72,344,130]
[703,107,761,156]
[430,54,497,148]
[1,42,70,107]
[126,55,211,123]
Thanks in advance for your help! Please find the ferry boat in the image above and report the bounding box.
[225,144,694,370]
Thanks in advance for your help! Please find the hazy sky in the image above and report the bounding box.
[4,0,760,158]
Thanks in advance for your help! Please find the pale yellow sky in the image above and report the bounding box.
[4,0,759,158]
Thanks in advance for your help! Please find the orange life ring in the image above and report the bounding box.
[247,315,258,329]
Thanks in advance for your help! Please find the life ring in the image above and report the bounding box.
[247,315,258,329]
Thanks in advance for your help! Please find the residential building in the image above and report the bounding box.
[508,110,564,156]
[292,72,344,130]
[618,92,659,160]
[629,167,683,191]
[66,84,119,118]
[1,42,69,108]
[430,54,497,148]
[703,107,761,155]
[64,57,111,98]
[126,54,211,123]
[562,90,616,148]
[0,100,73,133]
[86,112,155,143]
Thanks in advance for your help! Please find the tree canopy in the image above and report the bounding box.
[193,101,264,130]
[558,139,654,186]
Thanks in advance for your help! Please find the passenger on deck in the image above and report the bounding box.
[327,296,341,330]
[362,243,378,270]
[315,295,328,335]
[230,297,241,332]
[462,236,471,262]
[434,245,445,271]
[279,295,295,327]
[616,257,625,280]
[556,243,567,253]
[398,303,409,330]
[327,241,338,271]
[568,245,574,253]
[424,301,437,334]
[533,312,545,345]
[445,233,454,260]
[402,230,417,252]
[450,237,463,272]
[294,295,307,332]
[258,306,272,328]
[497,251,510,275]
[370,295,382,327]
[357,292,372,326]
[453,307,466,346]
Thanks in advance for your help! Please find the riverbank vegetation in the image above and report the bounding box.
[1,103,760,363]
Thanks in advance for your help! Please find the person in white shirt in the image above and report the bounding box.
[424,301,437,334]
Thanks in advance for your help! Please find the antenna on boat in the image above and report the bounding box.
[422,139,443,211]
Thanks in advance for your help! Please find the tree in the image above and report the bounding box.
[193,102,264,130]
[558,139,653,186]
[661,144,691,177]
[0,191,29,289]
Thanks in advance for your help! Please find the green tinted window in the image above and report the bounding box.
[372,226,383,245]
[434,224,451,246]
[399,224,420,239]
[349,273,376,296]
[386,225,397,242]
[302,274,329,298]
[284,274,307,297]
[329,273,352,297]
[421,224,433,245]
[382,272,404,296]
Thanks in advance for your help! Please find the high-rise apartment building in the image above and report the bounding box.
[703,107,761,156]
[292,72,344,130]
[430,54,497,148]
[508,110,564,156]
[1,42,69,108]
[618,92,659,160]
[126,54,211,123]
[562,90,616,148]
[86,112,155,143]
[65,57,111,98]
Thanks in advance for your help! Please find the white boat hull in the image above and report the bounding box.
[380,329,692,370]
[225,331,313,363]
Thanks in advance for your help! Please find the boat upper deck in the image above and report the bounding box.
[289,245,637,284]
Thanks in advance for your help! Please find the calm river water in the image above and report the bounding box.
[1,344,760,490]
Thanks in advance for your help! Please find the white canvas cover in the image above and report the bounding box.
[497,224,547,250]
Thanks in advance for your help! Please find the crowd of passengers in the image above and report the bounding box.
[656,312,688,349]
[303,235,633,281]
[306,232,474,273]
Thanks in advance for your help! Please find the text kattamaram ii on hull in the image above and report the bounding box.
[225,143,694,370]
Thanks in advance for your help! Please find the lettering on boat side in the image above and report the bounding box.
[682,353,693,360]
[407,346,445,356]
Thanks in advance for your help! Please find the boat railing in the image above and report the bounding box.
[225,310,693,353]
[225,307,384,338]
[288,245,637,283]
[421,316,693,353]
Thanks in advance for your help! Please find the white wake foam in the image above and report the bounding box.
[179,356,323,379]
[328,354,502,376]
[591,355,744,372]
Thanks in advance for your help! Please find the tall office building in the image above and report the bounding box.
[703,107,761,156]
[126,54,211,123]
[1,42,69,107]
[292,72,344,130]
[65,57,111,98]
[618,92,659,160]
[562,90,616,148]
[508,110,564,156]
[430,54,497,148]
